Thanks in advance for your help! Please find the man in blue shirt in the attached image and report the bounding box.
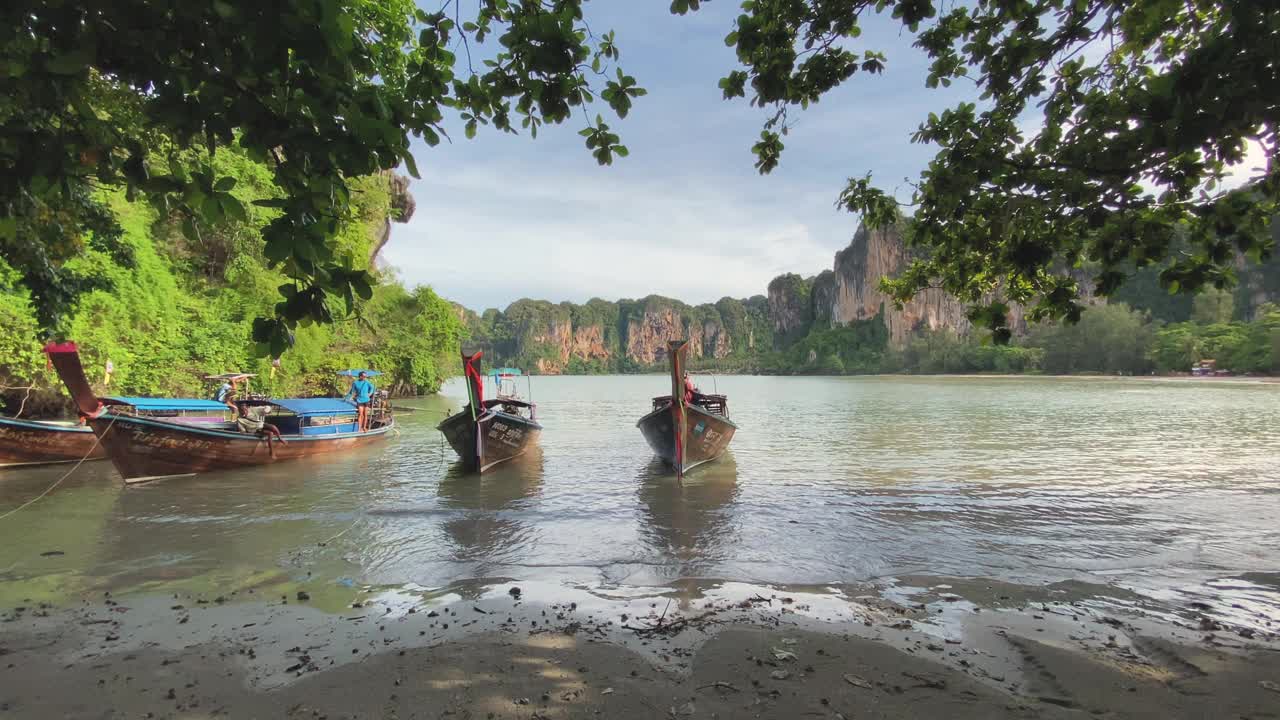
[214,376,240,412]
[345,371,376,432]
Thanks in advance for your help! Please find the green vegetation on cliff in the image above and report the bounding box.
[459,294,772,374]
[0,144,461,416]
[461,288,1280,378]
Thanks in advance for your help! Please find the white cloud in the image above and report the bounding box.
[382,162,834,310]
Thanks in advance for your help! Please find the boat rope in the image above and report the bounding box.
[317,515,362,547]
[0,415,117,523]
[0,383,35,418]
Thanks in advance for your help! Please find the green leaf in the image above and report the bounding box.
[214,176,236,192]
[402,151,420,179]
[221,195,247,222]
[352,274,374,301]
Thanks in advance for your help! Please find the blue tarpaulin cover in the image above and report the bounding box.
[336,369,382,377]
[272,398,358,416]
[490,367,523,376]
[107,397,230,412]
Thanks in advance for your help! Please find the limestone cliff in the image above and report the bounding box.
[624,305,687,365]
[529,320,611,374]
[823,224,975,344]
[800,223,1039,345]
[766,274,813,348]
[371,172,416,266]
[466,295,766,373]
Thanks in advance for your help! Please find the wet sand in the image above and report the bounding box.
[3,577,1278,719]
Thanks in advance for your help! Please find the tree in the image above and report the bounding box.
[1026,303,1153,374]
[1191,287,1235,324]
[683,0,1278,339]
[1,0,643,354]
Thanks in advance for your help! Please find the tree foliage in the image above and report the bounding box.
[0,143,462,416]
[1,0,640,353]
[688,0,1278,337]
[1150,303,1280,373]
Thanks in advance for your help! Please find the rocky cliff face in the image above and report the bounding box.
[821,224,973,344]
[467,295,762,373]
[625,307,685,365]
[370,172,416,266]
[529,321,612,374]
[806,223,1038,345]
[766,274,812,348]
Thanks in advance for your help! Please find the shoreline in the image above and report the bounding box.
[3,575,1278,718]
[427,372,1280,382]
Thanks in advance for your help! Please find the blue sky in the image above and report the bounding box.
[383,1,1265,313]
[381,1,975,312]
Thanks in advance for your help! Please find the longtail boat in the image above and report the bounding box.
[0,416,105,468]
[1,384,238,469]
[437,352,542,473]
[636,340,737,481]
[44,342,393,484]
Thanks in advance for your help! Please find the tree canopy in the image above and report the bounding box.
[690,0,1277,339]
[3,0,1275,352]
[1,0,641,354]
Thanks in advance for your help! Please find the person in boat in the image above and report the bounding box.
[683,371,701,404]
[236,404,285,456]
[345,371,376,432]
[214,376,240,412]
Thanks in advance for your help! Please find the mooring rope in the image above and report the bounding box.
[0,414,117,522]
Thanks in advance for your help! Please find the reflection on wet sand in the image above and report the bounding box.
[636,453,740,593]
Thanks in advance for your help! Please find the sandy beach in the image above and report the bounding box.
[3,574,1278,719]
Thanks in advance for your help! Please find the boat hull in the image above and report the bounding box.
[88,413,392,483]
[637,403,736,475]
[438,407,542,473]
[0,416,106,468]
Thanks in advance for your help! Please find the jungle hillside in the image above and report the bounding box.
[0,144,462,417]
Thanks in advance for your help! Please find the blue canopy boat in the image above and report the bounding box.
[45,342,394,483]
[1,395,231,469]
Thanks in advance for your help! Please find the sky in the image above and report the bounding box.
[380,1,976,312]
[380,2,1268,313]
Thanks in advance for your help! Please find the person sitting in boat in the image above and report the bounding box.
[236,404,285,456]
[683,371,701,404]
[345,371,376,432]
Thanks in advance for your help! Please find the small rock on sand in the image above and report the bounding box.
[843,674,872,689]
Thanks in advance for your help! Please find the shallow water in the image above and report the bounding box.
[2,375,1278,620]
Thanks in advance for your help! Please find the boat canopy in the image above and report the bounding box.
[105,397,231,411]
[337,369,382,377]
[271,398,357,417]
[490,367,523,377]
[204,373,256,381]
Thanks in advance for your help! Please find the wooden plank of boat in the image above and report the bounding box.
[636,339,737,480]
[87,412,393,482]
[437,351,542,473]
[0,416,106,468]
[44,341,394,482]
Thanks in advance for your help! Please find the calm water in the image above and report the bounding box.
[2,375,1278,613]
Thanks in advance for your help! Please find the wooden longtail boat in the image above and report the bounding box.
[636,340,737,481]
[1,384,233,469]
[44,342,393,483]
[0,416,105,468]
[438,352,542,473]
